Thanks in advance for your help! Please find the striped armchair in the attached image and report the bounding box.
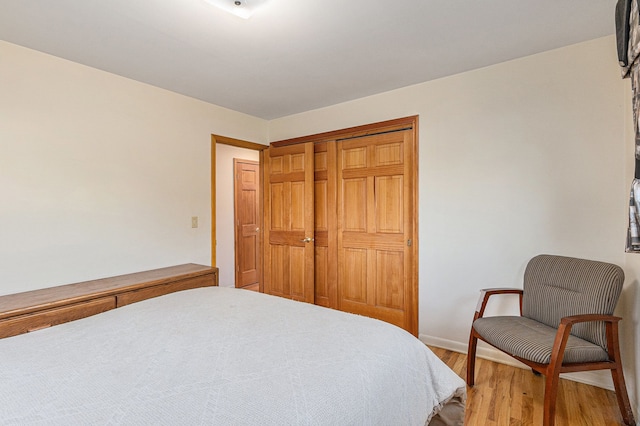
[467,255,635,426]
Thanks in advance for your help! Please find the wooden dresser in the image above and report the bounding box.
[0,264,218,339]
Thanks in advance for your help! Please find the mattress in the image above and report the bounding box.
[0,287,465,425]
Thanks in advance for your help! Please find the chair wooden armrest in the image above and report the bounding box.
[558,313,621,327]
[550,314,622,371]
[467,287,523,386]
[474,287,523,320]
[544,313,633,425]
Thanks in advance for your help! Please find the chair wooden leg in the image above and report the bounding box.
[466,330,478,386]
[607,321,636,425]
[611,367,636,426]
[609,347,636,424]
[543,372,560,426]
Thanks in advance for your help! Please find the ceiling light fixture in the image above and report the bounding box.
[203,0,269,19]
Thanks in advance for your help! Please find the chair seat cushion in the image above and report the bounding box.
[473,316,610,364]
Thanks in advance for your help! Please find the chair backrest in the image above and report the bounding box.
[522,254,624,349]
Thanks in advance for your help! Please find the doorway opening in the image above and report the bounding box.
[211,134,267,289]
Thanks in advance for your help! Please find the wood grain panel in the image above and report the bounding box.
[375,175,403,233]
[240,167,258,186]
[289,246,305,297]
[342,146,367,169]
[313,230,328,247]
[314,181,328,230]
[375,250,404,310]
[340,232,405,249]
[269,182,285,230]
[314,151,327,171]
[268,171,306,183]
[314,246,329,305]
[268,230,306,246]
[0,297,115,339]
[291,181,306,231]
[341,248,367,304]
[341,165,405,179]
[269,155,284,174]
[268,244,287,296]
[241,192,256,222]
[374,142,403,166]
[117,275,214,307]
[291,153,305,172]
[241,225,258,272]
[242,225,258,251]
[342,178,367,232]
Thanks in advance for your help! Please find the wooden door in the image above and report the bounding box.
[337,130,417,334]
[233,159,260,290]
[263,143,315,303]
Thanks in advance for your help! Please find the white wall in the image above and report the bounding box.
[270,36,638,411]
[0,40,268,294]
[215,144,260,287]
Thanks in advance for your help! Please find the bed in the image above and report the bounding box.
[0,272,465,425]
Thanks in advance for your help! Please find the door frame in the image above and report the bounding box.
[211,135,268,289]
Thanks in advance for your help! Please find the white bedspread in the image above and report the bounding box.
[0,287,465,425]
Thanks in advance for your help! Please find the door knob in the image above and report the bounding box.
[300,237,313,243]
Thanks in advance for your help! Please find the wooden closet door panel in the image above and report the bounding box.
[341,248,368,303]
[312,142,338,308]
[314,179,330,304]
[263,144,315,303]
[375,175,403,233]
[337,130,416,334]
[289,246,306,298]
[269,182,286,230]
[342,178,367,232]
[375,250,404,310]
[267,244,288,296]
[314,246,328,300]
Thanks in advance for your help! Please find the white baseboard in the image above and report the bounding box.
[419,334,614,391]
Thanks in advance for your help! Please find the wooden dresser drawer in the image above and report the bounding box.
[0,296,116,339]
[116,274,215,308]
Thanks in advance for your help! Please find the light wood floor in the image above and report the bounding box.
[429,346,627,426]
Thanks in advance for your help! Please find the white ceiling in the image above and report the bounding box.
[0,0,617,120]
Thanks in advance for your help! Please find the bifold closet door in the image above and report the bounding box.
[263,143,315,303]
[337,130,417,335]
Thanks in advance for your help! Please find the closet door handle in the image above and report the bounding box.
[300,237,313,243]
